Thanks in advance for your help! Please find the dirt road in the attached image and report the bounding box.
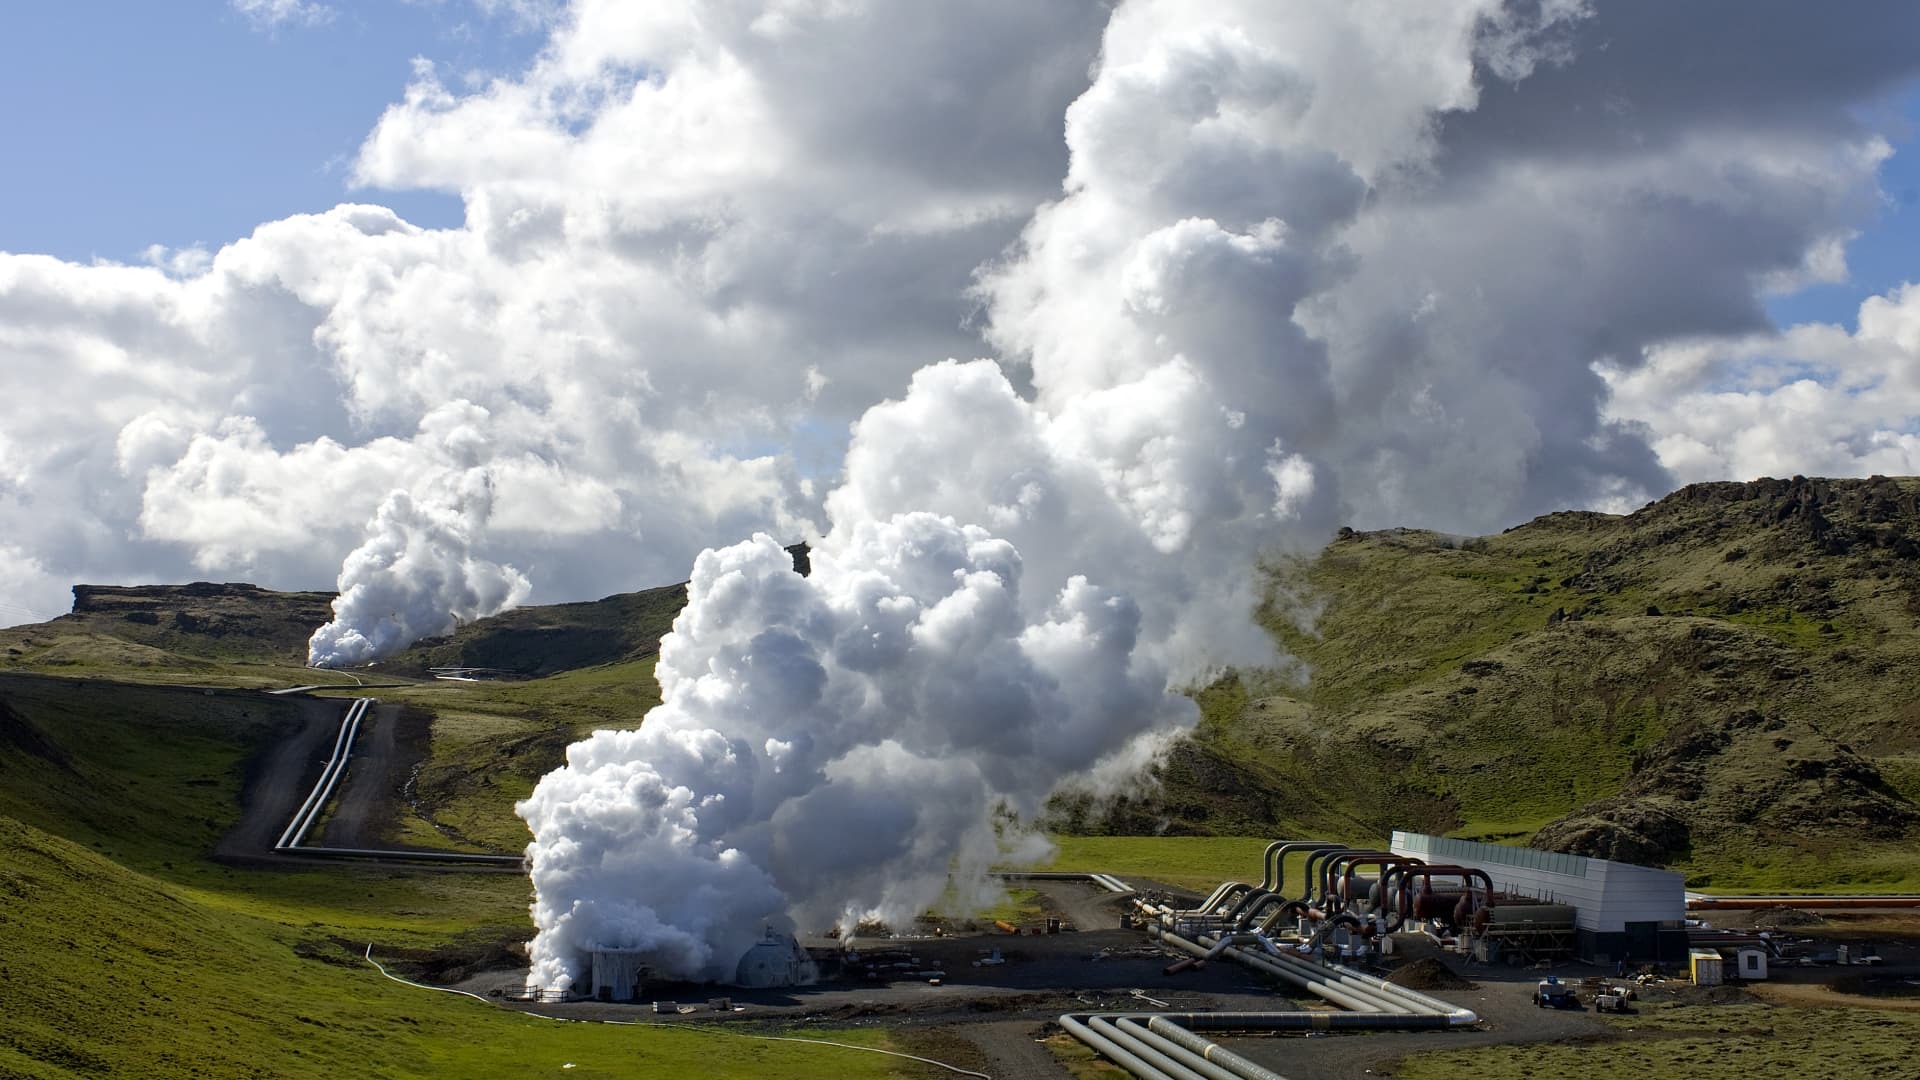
[318,701,406,848]
[214,695,510,866]
[214,694,346,862]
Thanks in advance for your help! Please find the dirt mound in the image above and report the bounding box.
[1752,905,1825,929]
[1386,957,1475,990]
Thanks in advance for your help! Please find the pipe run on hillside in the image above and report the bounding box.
[274,697,373,851]
[284,845,524,868]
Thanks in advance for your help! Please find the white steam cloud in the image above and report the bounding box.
[518,517,1190,986]
[308,406,531,665]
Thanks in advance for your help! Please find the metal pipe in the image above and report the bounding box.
[1087,1017,1210,1080]
[1182,880,1254,916]
[1209,938,1402,1014]
[1157,926,1393,1013]
[1110,1018,1234,1080]
[1060,1013,1175,1080]
[1260,841,1341,892]
[1185,925,1475,1023]
[1151,1011,1458,1032]
[275,845,524,866]
[1249,899,1308,935]
[276,697,371,850]
[1317,850,1392,907]
[1224,843,1353,922]
[1146,925,1381,1012]
[1340,856,1421,913]
[1141,896,1432,1014]
[1065,910,1482,1076]
[1144,1018,1290,1080]
[1394,865,1496,928]
[1298,847,1368,903]
[1233,893,1302,932]
[275,696,362,849]
[999,871,1133,895]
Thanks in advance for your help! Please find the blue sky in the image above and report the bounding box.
[1763,86,1920,330]
[0,2,545,262]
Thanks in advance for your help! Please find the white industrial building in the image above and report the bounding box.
[1391,831,1689,963]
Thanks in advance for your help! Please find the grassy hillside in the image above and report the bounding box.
[0,670,935,1079]
[0,817,929,1080]
[377,541,806,679]
[8,480,1920,893]
[376,658,668,851]
[379,583,689,679]
[1108,476,1920,890]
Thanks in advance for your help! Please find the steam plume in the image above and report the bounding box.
[513,0,1618,989]
[517,514,1191,987]
[307,467,529,666]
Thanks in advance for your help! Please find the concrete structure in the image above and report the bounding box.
[1391,831,1688,963]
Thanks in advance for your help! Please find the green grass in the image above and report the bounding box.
[1042,835,1281,891]
[0,665,945,1078]
[378,659,665,851]
[966,888,1045,925]
[1677,843,1920,894]
[0,675,290,869]
[1394,1002,1920,1079]
[0,817,935,1080]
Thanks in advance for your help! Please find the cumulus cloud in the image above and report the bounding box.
[0,1,1115,630]
[2,0,1915,635]
[1604,281,1920,482]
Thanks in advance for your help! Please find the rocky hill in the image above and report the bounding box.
[1088,475,1920,890]
[0,583,336,669]
[375,543,807,678]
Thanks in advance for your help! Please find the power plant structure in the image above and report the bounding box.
[526,832,1711,1079]
[1057,833,1689,1077]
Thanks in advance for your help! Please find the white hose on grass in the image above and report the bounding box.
[364,945,992,1078]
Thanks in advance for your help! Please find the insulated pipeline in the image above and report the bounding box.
[275,697,372,851]
[1145,1017,1290,1080]
[1088,1016,1210,1080]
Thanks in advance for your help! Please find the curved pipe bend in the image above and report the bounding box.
[1261,840,1341,893]
[1317,850,1392,908]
